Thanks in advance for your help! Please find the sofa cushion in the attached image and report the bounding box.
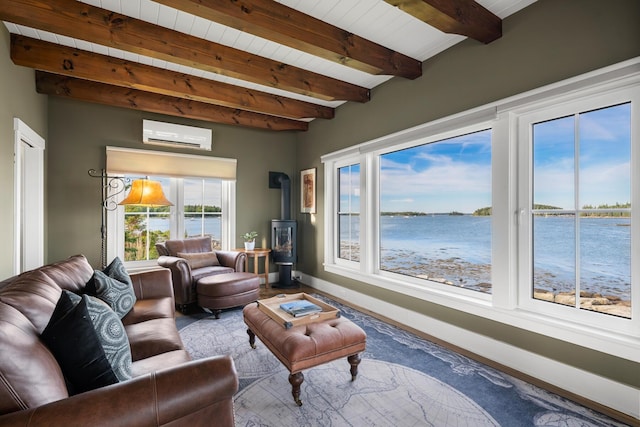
[41,291,119,395]
[0,270,62,334]
[177,251,220,268]
[121,297,175,325]
[125,318,185,361]
[85,257,136,318]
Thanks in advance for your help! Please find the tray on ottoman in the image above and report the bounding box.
[257,292,340,329]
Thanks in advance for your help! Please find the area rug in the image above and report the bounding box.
[178,295,627,426]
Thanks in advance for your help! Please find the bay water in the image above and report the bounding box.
[151,215,630,299]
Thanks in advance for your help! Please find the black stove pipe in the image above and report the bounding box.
[269,171,291,218]
[279,174,291,220]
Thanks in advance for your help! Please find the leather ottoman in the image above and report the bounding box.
[197,272,260,318]
[243,301,366,406]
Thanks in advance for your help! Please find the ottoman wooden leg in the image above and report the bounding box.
[247,328,256,349]
[348,353,361,381]
[289,372,304,406]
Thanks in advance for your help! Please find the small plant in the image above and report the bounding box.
[242,231,258,242]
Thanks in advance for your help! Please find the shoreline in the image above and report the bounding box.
[378,248,631,319]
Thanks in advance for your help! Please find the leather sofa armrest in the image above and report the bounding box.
[215,250,247,272]
[0,356,239,427]
[157,256,192,282]
[129,268,175,300]
[157,255,193,306]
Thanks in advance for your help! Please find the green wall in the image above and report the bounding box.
[46,98,297,267]
[1,0,638,405]
[0,26,47,278]
[295,0,640,389]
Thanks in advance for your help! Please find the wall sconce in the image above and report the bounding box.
[88,169,173,267]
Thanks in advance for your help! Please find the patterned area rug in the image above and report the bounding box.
[178,296,626,426]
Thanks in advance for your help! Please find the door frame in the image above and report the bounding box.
[13,118,45,274]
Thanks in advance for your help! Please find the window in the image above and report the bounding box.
[521,97,634,324]
[379,130,492,293]
[122,176,223,262]
[322,59,640,359]
[183,178,223,247]
[338,164,360,262]
[105,147,237,268]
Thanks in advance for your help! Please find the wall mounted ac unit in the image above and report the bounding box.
[142,120,212,151]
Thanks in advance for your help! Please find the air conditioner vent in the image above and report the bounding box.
[142,120,212,151]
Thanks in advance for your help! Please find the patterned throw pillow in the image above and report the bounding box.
[41,290,132,395]
[77,293,133,382]
[177,251,220,269]
[85,257,136,318]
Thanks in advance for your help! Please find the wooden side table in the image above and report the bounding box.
[235,248,271,289]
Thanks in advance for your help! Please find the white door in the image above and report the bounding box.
[14,118,45,274]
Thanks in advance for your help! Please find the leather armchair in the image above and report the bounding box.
[156,237,246,313]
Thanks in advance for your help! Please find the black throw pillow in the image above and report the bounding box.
[41,290,118,395]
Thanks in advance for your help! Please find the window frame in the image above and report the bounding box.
[321,58,640,360]
[106,174,236,270]
[336,161,362,267]
[517,87,639,335]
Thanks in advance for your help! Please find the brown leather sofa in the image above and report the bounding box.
[0,255,238,426]
[156,237,247,313]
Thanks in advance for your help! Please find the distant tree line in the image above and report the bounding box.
[472,202,630,217]
[123,204,221,261]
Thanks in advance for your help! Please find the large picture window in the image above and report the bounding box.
[528,102,632,319]
[379,130,492,293]
[322,60,639,359]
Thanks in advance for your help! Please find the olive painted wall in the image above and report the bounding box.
[0,27,47,278]
[1,0,638,406]
[46,98,298,267]
[294,0,640,389]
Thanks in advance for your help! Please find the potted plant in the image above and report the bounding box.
[242,231,258,250]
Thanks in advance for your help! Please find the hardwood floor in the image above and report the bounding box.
[259,282,312,299]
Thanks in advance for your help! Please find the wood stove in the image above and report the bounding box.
[271,219,296,265]
[269,172,298,288]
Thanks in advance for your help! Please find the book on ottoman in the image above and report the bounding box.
[256,293,340,329]
[280,300,322,317]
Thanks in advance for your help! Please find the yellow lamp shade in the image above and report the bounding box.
[118,178,173,207]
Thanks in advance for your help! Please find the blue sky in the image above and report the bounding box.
[380,129,492,213]
[375,102,631,214]
[533,103,630,209]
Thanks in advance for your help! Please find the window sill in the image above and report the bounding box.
[324,263,640,362]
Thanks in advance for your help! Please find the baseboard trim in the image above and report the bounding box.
[302,273,640,424]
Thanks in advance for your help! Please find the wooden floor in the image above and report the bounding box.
[259,282,312,298]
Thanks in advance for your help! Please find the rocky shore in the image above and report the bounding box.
[533,289,630,318]
[378,248,631,319]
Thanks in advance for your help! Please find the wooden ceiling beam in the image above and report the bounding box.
[35,72,307,132]
[11,35,333,121]
[154,0,422,80]
[385,0,502,43]
[0,0,369,102]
